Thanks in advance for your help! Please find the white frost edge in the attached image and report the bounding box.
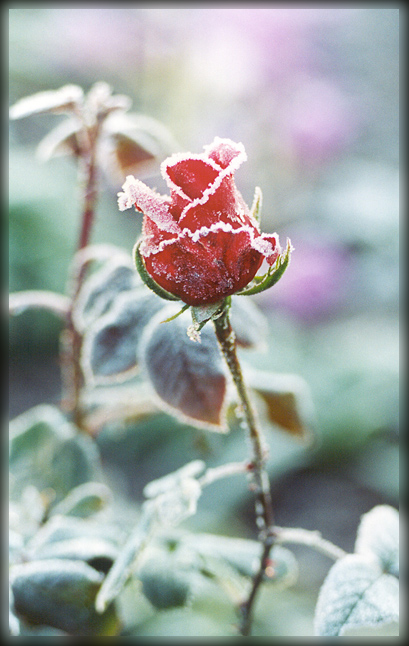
[161,138,247,224]
[142,219,279,260]
[117,175,179,234]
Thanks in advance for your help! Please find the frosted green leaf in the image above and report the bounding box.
[81,288,165,384]
[143,460,205,499]
[73,254,138,333]
[28,537,118,574]
[10,559,117,636]
[355,505,399,577]
[9,405,102,504]
[50,482,112,518]
[145,478,202,527]
[237,238,293,296]
[138,554,192,609]
[229,295,268,348]
[250,186,262,224]
[9,84,83,119]
[246,368,314,440]
[191,300,226,330]
[95,509,153,614]
[141,307,228,430]
[314,553,399,636]
[36,117,82,161]
[27,514,124,553]
[180,533,298,586]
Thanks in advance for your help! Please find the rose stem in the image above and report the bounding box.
[60,122,99,429]
[213,306,275,636]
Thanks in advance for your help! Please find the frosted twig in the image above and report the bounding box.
[198,461,248,488]
[275,526,347,561]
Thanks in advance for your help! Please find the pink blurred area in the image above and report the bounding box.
[254,238,353,324]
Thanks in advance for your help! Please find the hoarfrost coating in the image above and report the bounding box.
[118,137,282,305]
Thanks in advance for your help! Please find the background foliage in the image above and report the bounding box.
[9,5,400,637]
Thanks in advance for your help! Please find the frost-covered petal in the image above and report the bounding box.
[143,223,267,306]
[123,138,288,306]
[162,155,220,202]
[117,175,179,234]
[204,136,247,171]
[161,138,248,230]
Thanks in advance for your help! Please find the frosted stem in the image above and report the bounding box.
[275,526,347,561]
[213,307,275,636]
[60,123,100,429]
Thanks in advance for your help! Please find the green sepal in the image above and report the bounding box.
[237,238,293,296]
[250,186,262,225]
[161,303,190,324]
[133,240,180,302]
[192,299,226,327]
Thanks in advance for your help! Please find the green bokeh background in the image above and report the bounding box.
[9,6,400,637]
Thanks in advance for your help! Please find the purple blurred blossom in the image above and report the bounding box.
[254,238,354,323]
[278,78,359,165]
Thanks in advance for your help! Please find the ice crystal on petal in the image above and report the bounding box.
[122,137,286,305]
[187,323,201,343]
[117,175,178,234]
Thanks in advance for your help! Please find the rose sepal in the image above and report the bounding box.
[236,238,293,296]
[250,186,262,225]
[133,239,181,301]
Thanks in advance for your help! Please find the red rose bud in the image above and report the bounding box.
[118,137,281,306]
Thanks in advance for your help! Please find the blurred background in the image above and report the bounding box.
[9,5,400,636]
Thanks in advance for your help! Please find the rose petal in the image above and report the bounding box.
[144,224,266,305]
[117,175,179,234]
[204,137,247,171]
[165,158,219,201]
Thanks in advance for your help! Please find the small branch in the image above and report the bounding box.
[275,526,347,561]
[60,123,100,429]
[213,306,275,636]
[9,290,70,319]
[198,461,248,488]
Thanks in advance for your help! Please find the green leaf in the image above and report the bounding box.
[314,554,399,636]
[141,306,228,430]
[81,289,165,384]
[250,186,262,224]
[191,300,226,330]
[133,240,180,301]
[28,537,118,574]
[10,559,118,636]
[237,238,293,296]
[26,514,124,554]
[95,509,154,614]
[131,608,231,637]
[355,505,399,577]
[229,296,268,348]
[50,482,112,519]
[139,558,191,610]
[245,368,314,441]
[73,253,138,333]
[103,111,180,182]
[9,405,102,504]
[180,532,298,587]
